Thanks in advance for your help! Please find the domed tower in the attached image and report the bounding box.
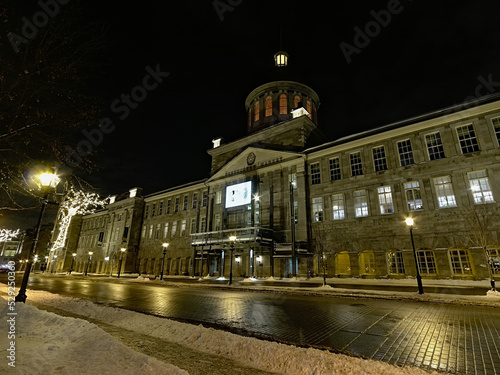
[245,51,320,134]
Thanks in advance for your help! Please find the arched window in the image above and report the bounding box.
[279,94,287,114]
[335,251,351,275]
[359,250,376,274]
[294,95,301,109]
[254,101,260,122]
[307,100,312,119]
[265,96,272,117]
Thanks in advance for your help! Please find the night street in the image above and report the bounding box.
[4,274,499,375]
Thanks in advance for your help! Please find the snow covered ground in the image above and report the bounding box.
[0,285,451,375]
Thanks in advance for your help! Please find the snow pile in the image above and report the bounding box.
[486,289,500,298]
[13,289,440,375]
[0,297,187,375]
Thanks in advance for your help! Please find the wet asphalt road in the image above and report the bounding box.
[4,274,500,374]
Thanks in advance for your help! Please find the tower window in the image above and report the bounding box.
[265,96,272,117]
[279,94,287,114]
[307,100,312,119]
[294,95,301,109]
[254,101,260,122]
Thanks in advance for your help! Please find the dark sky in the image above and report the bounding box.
[7,0,500,229]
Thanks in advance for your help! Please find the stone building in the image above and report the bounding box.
[66,52,500,282]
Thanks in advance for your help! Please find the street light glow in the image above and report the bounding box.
[162,243,169,248]
[120,248,126,252]
[229,235,236,242]
[38,173,60,188]
[405,217,414,226]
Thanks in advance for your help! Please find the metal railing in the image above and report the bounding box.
[190,227,273,246]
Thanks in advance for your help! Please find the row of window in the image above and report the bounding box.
[334,249,500,276]
[141,214,225,241]
[78,228,129,248]
[310,120,500,184]
[312,171,494,221]
[145,191,208,219]
[249,93,315,125]
[82,213,125,231]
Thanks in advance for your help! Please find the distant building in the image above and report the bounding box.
[64,52,500,281]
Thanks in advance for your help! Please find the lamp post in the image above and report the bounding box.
[117,247,126,278]
[52,255,58,273]
[44,256,48,273]
[85,251,93,276]
[32,255,38,273]
[16,172,60,303]
[69,253,76,274]
[406,218,424,295]
[229,235,236,285]
[160,243,169,280]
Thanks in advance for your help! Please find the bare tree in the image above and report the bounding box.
[0,0,107,211]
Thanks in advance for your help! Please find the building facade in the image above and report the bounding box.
[62,53,500,282]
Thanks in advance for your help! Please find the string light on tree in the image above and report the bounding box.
[0,229,20,242]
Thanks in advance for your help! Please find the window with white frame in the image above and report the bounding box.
[354,190,368,217]
[416,250,437,274]
[397,139,414,166]
[310,163,321,185]
[180,220,186,236]
[192,193,198,209]
[372,146,388,172]
[425,132,445,160]
[332,193,345,220]
[359,251,376,274]
[456,124,479,154]
[468,170,494,204]
[492,117,500,145]
[377,186,394,214]
[155,224,160,239]
[148,225,153,240]
[202,191,208,207]
[200,217,207,232]
[350,152,363,176]
[312,197,323,222]
[141,226,146,239]
[289,173,297,189]
[215,191,222,204]
[487,249,500,275]
[329,157,341,181]
[190,218,197,234]
[171,221,177,238]
[387,250,405,274]
[404,181,423,210]
[433,176,457,208]
[163,222,169,238]
[449,249,473,275]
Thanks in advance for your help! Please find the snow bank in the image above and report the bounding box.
[14,289,439,375]
[0,296,187,375]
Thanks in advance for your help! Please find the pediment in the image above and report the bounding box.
[208,147,302,182]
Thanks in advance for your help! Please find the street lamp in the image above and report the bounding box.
[69,253,76,274]
[52,255,58,273]
[405,218,424,295]
[117,247,126,278]
[229,235,236,285]
[15,172,59,303]
[85,251,93,276]
[160,243,169,280]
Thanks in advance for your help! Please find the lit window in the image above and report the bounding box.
[332,194,345,220]
[307,100,312,119]
[183,195,188,210]
[294,95,301,109]
[254,101,260,122]
[425,132,445,160]
[310,163,321,185]
[142,226,146,239]
[155,224,160,239]
[404,181,423,210]
[372,146,388,172]
[354,190,368,217]
[163,223,169,238]
[190,218,197,234]
[487,249,500,275]
[312,197,323,222]
[289,173,297,189]
[279,94,287,114]
[456,124,479,154]
[449,249,473,275]
[492,117,500,145]
[468,170,494,204]
[265,96,272,117]
[359,251,376,274]
[180,220,186,237]
[350,152,363,176]
[387,250,405,274]
[397,139,414,166]
[377,186,394,214]
[148,225,153,240]
[433,176,456,208]
[417,250,437,274]
[171,221,177,238]
[335,252,351,275]
[215,191,222,204]
[329,157,341,181]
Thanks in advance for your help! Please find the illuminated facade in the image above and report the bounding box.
[69,53,500,281]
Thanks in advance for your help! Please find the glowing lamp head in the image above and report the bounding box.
[405,218,414,227]
[88,251,93,256]
[120,247,126,252]
[162,243,169,249]
[38,173,60,188]
[229,235,236,242]
[72,253,77,257]
[274,51,289,67]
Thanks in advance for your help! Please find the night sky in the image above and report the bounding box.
[7,0,500,229]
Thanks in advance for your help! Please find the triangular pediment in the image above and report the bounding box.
[208,147,302,182]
